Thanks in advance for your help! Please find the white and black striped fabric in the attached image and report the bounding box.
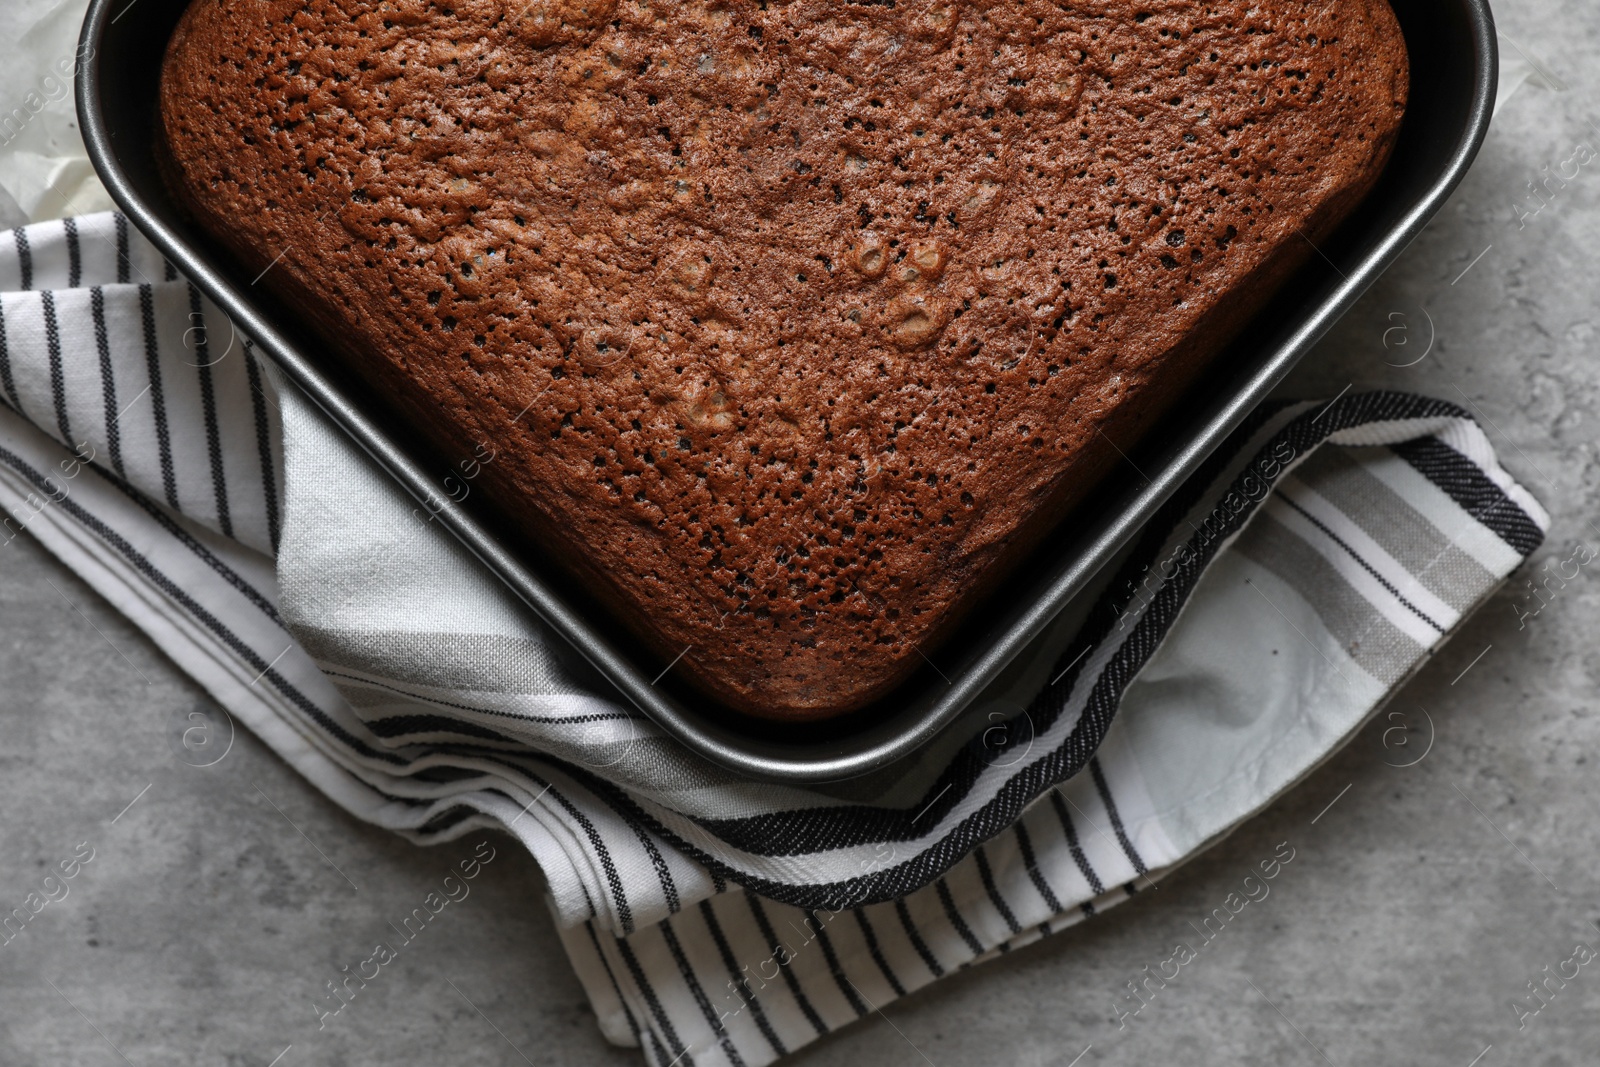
[0,215,1548,1066]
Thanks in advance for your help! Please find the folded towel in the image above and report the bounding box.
[0,214,1548,1066]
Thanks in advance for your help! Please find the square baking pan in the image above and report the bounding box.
[78,0,1496,782]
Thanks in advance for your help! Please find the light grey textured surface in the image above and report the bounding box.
[3,1,1598,1064]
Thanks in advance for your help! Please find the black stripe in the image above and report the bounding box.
[658,920,748,1067]
[1089,757,1147,876]
[698,900,788,1059]
[1391,437,1544,556]
[138,283,179,509]
[570,861,599,923]
[1303,391,1465,437]
[362,714,520,743]
[893,898,944,979]
[853,909,908,997]
[614,937,693,1067]
[163,258,177,282]
[745,893,829,1037]
[63,217,81,288]
[1049,790,1104,896]
[114,213,130,284]
[807,912,867,1017]
[582,920,646,1048]
[242,344,281,552]
[635,825,681,915]
[91,287,126,479]
[1012,820,1062,913]
[934,878,983,956]
[0,296,17,411]
[0,442,402,768]
[41,290,70,445]
[1276,492,1447,631]
[545,679,1112,908]
[417,804,473,834]
[644,1029,670,1067]
[14,226,32,290]
[396,764,479,784]
[100,463,282,624]
[538,780,635,934]
[974,845,1022,936]
[189,284,232,537]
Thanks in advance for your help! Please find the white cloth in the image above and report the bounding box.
[0,0,116,227]
[0,214,1549,1066]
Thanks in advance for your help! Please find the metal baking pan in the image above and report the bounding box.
[78,0,1496,782]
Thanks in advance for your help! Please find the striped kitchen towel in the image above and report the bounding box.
[0,214,1549,1066]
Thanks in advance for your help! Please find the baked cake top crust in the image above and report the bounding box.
[160,0,1407,718]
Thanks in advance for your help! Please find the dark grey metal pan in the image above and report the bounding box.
[77,0,1497,782]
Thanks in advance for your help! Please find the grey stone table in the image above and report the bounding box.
[2,0,1597,1063]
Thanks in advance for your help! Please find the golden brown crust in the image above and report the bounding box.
[158,0,1407,720]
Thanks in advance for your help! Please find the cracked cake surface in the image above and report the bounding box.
[159,0,1408,719]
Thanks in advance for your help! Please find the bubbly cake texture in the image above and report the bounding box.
[159,0,1407,719]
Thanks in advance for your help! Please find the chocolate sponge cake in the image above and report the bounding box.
[158,0,1407,720]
